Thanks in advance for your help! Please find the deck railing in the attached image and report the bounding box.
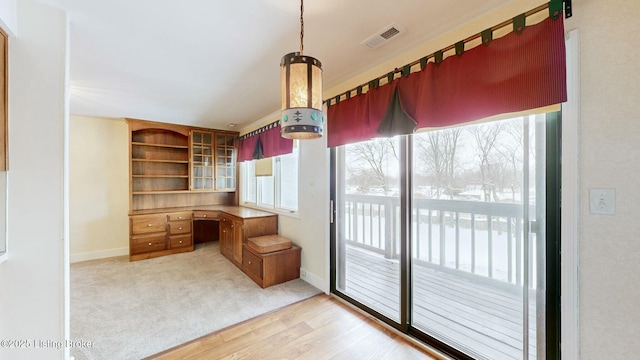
[341,194,536,288]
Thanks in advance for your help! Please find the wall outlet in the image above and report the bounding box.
[589,188,615,215]
[300,268,307,279]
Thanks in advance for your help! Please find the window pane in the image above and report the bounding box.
[278,147,298,211]
[411,116,546,360]
[335,137,402,322]
[258,175,274,207]
[244,161,256,203]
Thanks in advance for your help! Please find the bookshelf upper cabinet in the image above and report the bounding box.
[215,133,236,191]
[127,119,238,211]
[191,130,214,190]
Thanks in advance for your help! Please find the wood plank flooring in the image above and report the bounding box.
[342,246,538,360]
[147,294,440,360]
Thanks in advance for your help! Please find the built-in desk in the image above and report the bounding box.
[128,206,277,263]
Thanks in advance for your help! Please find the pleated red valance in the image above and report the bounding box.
[237,121,293,162]
[327,16,567,148]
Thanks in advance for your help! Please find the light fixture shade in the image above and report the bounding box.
[280,52,323,139]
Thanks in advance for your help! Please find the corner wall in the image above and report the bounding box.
[0,1,68,359]
[69,116,129,261]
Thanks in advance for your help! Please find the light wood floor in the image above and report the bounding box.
[147,294,440,360]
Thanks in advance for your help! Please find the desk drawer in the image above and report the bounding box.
[170,234,192,248]
[131,234,167,254]
[242,247,263,280]
[193,210,218,220]
[168,220,191,235]
[167,212,192,221]
[131,215,166,235]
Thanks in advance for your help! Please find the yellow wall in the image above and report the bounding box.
[70,115,129,261]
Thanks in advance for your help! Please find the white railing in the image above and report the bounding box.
[341,194,537,288]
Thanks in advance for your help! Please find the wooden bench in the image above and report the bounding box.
[242,234,301,288]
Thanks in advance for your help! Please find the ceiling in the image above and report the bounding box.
[44,0,510,130]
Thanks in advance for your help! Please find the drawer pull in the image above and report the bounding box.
[178,216,183,219]
[179,227,183,230]
[147,224,152,227]
[179,240,183,244]
[204,214,207,218]
[248,261,252,265]
[148,242,152,246]
[231,224,234,228]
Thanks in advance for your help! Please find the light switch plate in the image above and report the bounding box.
[589,188,615,215]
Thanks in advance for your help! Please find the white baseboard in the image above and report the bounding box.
[300,267,326,292]
[70,247,128,263]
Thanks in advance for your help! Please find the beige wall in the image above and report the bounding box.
[570,0,640,358]
[70,115,129,261]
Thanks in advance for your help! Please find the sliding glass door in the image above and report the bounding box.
[334,137,402,323]
[410,116,546,359]
[331,113,558,359]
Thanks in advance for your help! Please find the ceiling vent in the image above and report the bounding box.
[361,24,405,49]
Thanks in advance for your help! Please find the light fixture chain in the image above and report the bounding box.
[300,0,304,54]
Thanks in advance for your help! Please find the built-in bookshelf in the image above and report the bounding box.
[127,119,238,211]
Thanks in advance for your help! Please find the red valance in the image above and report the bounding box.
[237,121,293,162]
[327,16,567,148]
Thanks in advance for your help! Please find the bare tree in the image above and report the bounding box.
[495,120,523,202]
[469,122,505,202]
[348,138,399,195]
[414,128,462,198]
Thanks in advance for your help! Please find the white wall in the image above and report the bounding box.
[0,0,16,35]
[0,0,16,261]
[570,1,640,358]
[0,1,68,359]
[70,116,129,262]
[278,136,330,292]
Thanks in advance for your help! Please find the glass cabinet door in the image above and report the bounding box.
[191,131,214,190]
[215,134,236,190]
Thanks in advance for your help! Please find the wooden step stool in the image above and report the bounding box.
[243,234,301,288]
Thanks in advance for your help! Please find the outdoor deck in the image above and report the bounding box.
[343,245,538,360]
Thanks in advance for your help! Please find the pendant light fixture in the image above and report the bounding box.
[280,0,323,139]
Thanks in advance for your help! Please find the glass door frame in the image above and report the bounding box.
[329,113,562,360]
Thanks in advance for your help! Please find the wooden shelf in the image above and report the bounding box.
[132,159,189,164]
[132,142,189,149]
[132,175,189,178]
[133,190,189,195]
[132,189,225,195]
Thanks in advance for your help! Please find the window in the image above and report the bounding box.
[241,142,299,213]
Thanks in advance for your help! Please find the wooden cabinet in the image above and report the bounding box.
[129,214,168,260]
[219,213,242,264]
[127,119,238,212]
[242,244,301,288]
[167,213,192,250]
[191,130,214,190]
[129,211,194,261]
[218,211,277,268]
[215,133,236,190]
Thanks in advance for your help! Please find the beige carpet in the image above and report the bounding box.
[70,242,322,360]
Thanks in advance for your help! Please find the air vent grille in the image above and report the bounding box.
[361,24,405,49]
[380,27,400,39]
